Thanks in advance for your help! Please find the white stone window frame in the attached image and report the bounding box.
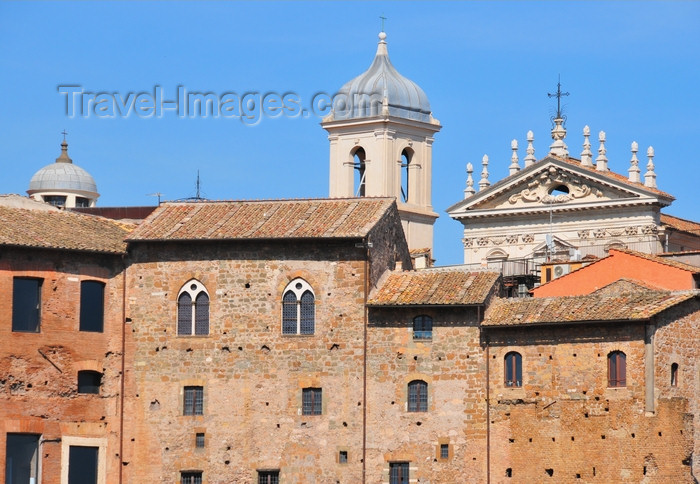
[177,279,210,336]
[281,278,315,335]
[60,436,107,484]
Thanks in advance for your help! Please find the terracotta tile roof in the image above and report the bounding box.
[367,268,500,306]
[609,248,700,273]
[0,205,134,254]
[661,213,700,235]
[591,278,665,295]
[127,198,396,241]
[482,290,698,327]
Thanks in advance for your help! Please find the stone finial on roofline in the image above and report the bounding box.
[628,141,641,183]
[644,146,657,188]
[464,163,476,198]
[549,117,568,157]
[596,130,608,171]
[581,125,593,167]
[509,139,520,176]
[479,155,490,191]
[524,130,536,167]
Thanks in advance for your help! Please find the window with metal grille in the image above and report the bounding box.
[195,432,205,448]
[608,351,626,387]
[78,371,102,394]
[407,380,427,412]
[80,280,105,332]
[413,315,432,340]
[671,362,679,387]
[440,443,449,459]
[181,471,202,484]
[389,462,409,484]
[258,470,279,484]
[504,352,522,387]
[302,387,322,415]
[12,277,42,332]
[281,278,315,335]
[177,280,209,336]
[339,450,348,463]
[183,386,204,415]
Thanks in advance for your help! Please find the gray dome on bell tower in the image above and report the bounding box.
[330,32,435,123]
[27,139,99,208]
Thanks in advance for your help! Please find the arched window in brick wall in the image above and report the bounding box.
[504,352,522,387]
[282,278,315,335]
[608,351,626,387]
[671,362,679,387]
[178,280,209,336]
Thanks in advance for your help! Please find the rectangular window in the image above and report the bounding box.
[6,434,40,484]
[12,278,42,332]
[390,462,409,484]
[339,450,348,463]
[440,443,449,459]
[68,445,99,484]
[77,371,102,394]
[302,387,322,415]
[181,471,203,484]
[80,280,105,332]
[258,470,280,484]
[184,386,204,415]
[195,432,205,448]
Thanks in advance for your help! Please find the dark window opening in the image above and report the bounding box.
[302,387,322,415]
[671,363,679,387]
[353,147,366,197]
[413,315,432,340]
[75,197,90,208]
[43,195,67,206]
[6,434,40,484]
[184,386,204,415]
[390,462,409,484]
[77,370,102,394]
[181,471,203,484]
[12,278,42,333]
[505,468,513,477]
[194,292,209,335]
[80,280,105,332]
[339,450,348,464]
[400,149,412,203]
[258,470,279,484]
[440,443,449,459]
[195,433,205,448]
[408,380,428,412]
[608,351,626,387]
[505,352,523,387]
[68,445,99,484]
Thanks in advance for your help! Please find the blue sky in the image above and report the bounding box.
[1,1,698,265]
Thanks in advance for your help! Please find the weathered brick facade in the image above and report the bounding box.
[1,200,698,484]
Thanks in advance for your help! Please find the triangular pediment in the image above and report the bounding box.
[448,156,672,217]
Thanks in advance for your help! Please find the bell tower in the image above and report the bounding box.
[322,32,441,254]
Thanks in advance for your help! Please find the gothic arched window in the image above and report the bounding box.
[608,351,626,387]
[178,280,209,336]
[282,278,315,335]
[504,352,522,387]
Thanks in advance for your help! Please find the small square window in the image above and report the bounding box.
[181,471,202,484]
[258,470,279,484]
[77,370,102,394]
[440,443,449,459]
[302,387,322,415]
[339,450,348,463]
[195,433,205,448]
